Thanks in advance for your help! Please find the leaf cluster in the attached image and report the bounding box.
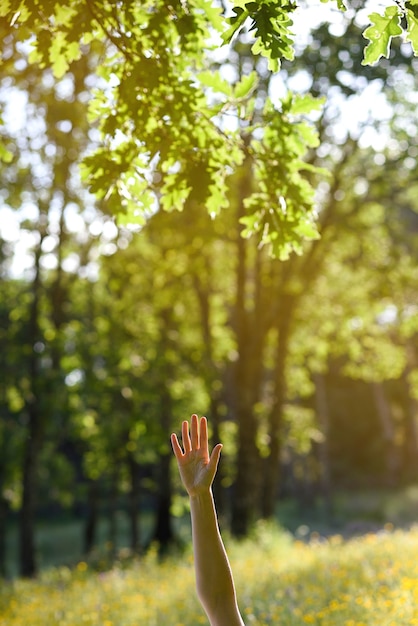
[362,0,418,65]
[0,0,417,259]
[223,0,297,72]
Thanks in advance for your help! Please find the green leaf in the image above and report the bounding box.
[405,1,418,55]
[49,32,69,78]
[194,0,223,32]
[221,6,248,44]
[362,7,403,66]
[206,181,229,216]
[295,122,321,148]
[295,219,320,241]
[54,4,77,27]
[290,94,325,116]
[117,208,147,228]
[198,70,233,96]
[239,212,262,238]
[247,2,295,72]
[160,174,191,212]
[234,71,258,99]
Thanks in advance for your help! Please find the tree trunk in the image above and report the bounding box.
[152,451,175,553]
[83,479,99,555]
[108,469,119,559]
[192,263,226,517]
[231,402,260,536]
[230,163,265,536]
[127,454,141,553]
[19,239,44,578]
[210,395,226,518]
[400,368,418,482]
[0,396,10,577]
[152,309,175,552]
[20,399,43,577]
[0,479,7,578]
[230,257,262,534]
[371,381,399,486]
[152,395,175,551]
[261,304,293,519]
[313,372,333,519]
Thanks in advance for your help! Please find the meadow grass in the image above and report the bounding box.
[1,523,417,625]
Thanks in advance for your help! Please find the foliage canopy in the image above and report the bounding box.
[1,0,417,256]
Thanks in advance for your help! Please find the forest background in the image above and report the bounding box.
[0,0,418,580]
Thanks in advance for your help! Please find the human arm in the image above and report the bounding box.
[171,414,245,626]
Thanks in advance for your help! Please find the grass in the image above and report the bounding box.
[1,523,418,625]
[6,484,418,577]
[4,511,157,578]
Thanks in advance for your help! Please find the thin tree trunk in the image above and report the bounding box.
[153,451,174,553]
[127,454,140,553]
[192,264,226,516]
[210,395,226,518]
[152,387,175,552]
[20,400,43,577]
[0,396,9,577]
[401,368,418,481]
[230,268,262,534]
[231,403,260,536]
[83,479,99,555]
[231,162,263,536]
[313,372,333,519]
[371,381,399,486]
[19,238,44,578]
[108,469,119,559]
[153,398,175,552]
[0,479,7,578]
[152,309,175,552]
[261,305,293,519]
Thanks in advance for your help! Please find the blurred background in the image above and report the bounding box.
[1,2,418,579]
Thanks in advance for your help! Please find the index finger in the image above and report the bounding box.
[171,433,184,460]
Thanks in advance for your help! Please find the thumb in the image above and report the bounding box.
[209,443,223,475]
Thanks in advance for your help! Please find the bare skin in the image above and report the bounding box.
[171,414,246,626]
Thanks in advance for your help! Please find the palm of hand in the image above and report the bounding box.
[178,449,213,497]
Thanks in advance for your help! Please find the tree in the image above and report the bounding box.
[0,277,29,577]
[225,10,418,525]
[0,25,100,575]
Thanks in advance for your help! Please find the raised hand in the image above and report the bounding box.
[171,414,222,498]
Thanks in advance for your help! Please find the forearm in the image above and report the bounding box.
[190,489,243,624]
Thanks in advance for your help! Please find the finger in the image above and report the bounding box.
[209,443,223,475]
[182,420,192,453]
[171,433,183,460]
[191,413,199,449]
[200,416,209,457]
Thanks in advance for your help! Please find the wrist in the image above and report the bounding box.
[189,488,213,502]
